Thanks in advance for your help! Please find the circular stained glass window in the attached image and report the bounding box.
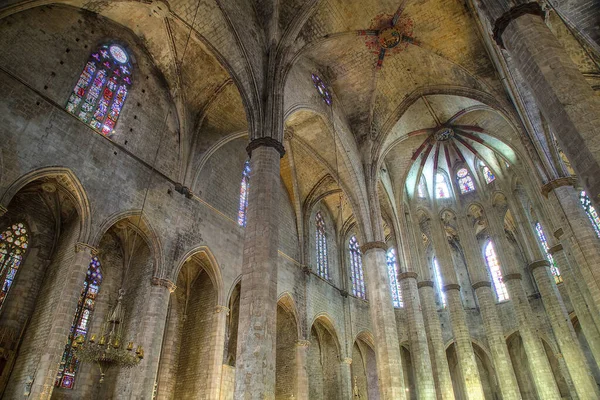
[109,45,128,64]
[311,74,332,105]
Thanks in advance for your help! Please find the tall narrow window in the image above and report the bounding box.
[482,165,495,184]
[238,160,251,226]
[0,222,28,308]
[386,248,403,308]
[55,256,103,389]
[315,212,329,279]
[66,44,132,135]
[435,173,451,199]
[534,223,563,284]
[484,241,509,301]
[456,168,475,194]
[580,191,600,238]
[417,176,427,198]
[432,257,446,307]
[349,236,366,299]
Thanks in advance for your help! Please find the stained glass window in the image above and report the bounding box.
[349,236,366,299]
[55,256,103,389]
[315,212,329,279]
[0,223,28,309]
[482,165,495,184]
[484,241,509,302]
[457,168,475,194]
[534,223,563,284]
[66,44,132,135]
[432,257,446,307]
[312,74,332,105]
[386,248,403,308]
[435,173,451,199]
[417,177,427,198]
[238,160,251,227]
[580,191,600,238]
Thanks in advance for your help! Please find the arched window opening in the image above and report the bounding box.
[55,256,103,389]
[315,212,329,280]
[238,160,251,227]
[311,73,332,105]
[484,241,509,302]
[0,222,28,308]
[456,168,475,194]
[435,173,451,199]
[386,248,403,308]
[66,44,133,135]
[349,236,366,299]
[482,165,495,184]
[534,223,563,284]
[580,191,600,238]
[432,257,446,307]
[417,176,427,198]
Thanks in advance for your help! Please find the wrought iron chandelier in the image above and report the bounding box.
[72,290,143,383]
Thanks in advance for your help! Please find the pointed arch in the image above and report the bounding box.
[278,292,302,339]
[172,245,224,306]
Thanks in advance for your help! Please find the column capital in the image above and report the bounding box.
[360,241,387,254]
[214,305,230,315]
[541,177,577,198]
[341,357,352,365]
[417,280,435,289]
[74,242,98,255]
[504,273,522,281]
[442,283,461,292]
[398,271,418,281]
[548,244,564,256]
[472,281,492,290]
[246,137,286,158]
[493,2,545,47]
[0,205,7,217]
[151,277,177,293]
[296,339,310,348]
[528,259,550,273]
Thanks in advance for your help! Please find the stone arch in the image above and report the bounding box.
[0,167,92,243]
[399,343,416,400]
[276,293,301,399]
[92,210,164,278]
[352,331,380,400]
[309,314,344,399]
[445,340,499,400]
[171,245,224,306]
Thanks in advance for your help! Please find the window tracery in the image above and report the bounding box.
[55,256,103,389]
[580,191,600,238]
[386,248,403,308]
[66,44,132,135]
[315,212,329,279]
[311,74,332,105]
[238,160,251,227]
[432,257,446,307]
[417,176,427,198]
[484,241,509,302]
[456,168,475,194]
[0,222,28,308]
[349,236,365,299]
[482,165,495,184]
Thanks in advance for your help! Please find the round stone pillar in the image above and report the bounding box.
[295,340,310,400]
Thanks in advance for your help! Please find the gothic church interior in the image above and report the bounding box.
[1,0,600,399]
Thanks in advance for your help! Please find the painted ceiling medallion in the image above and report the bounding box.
[358,10,416,69]
[435,127,455,142]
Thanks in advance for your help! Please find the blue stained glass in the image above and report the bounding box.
[580,191,600,238]
[238,161,251,226]
[386,248,403,308]
[457,168,475,194]
[432,257,447,307]
[55,256,102,389]
[0,222,28,309]
[349,236,366,299]
[315,212,329,280]
[534,223,563,284]
[66,44,132,135]
[482,165,495,183]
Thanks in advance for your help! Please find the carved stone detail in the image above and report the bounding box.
[493,2,545,47]
[442,283,461,292]
[296,340,311,348]
[528,259,550,273]
[417,280,435,289]
[504,273,522,281]
[398,271,418,281]
[74,242,98,255]
[472,281,492,290]
[548,244,564,256]
[151,277,177,293]
[246,137,286,158]
[360,241,387,254]
[541,177,577,198]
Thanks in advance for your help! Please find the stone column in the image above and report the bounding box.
[340,357,353,399]
[211,305,230,399]
[295,340,310,400]
[549,243,600,367]
[479,1,600,207]
[418,281,455,400]
[155,297,179,400]
[30,242,95,399]
[126,278,175,399]
[487,210,561,399]
[430,220,484,400]
[529,259,600,399]
[361,242,407,400]
[234,139,284,399]
[399,272,436,399]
